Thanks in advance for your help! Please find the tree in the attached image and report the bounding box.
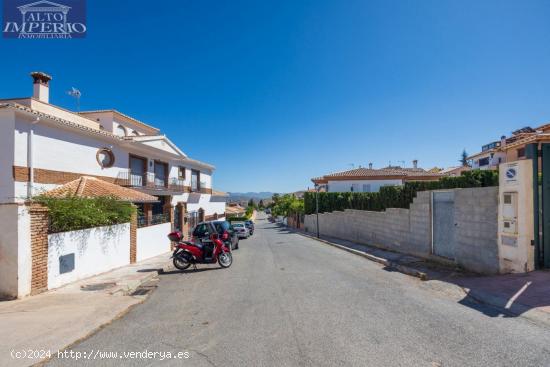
[270,194,304,217]
[460,149,470,167]
[248,198,255,208]
[258,199,264,209]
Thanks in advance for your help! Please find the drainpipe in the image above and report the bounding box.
[28,117,40,198]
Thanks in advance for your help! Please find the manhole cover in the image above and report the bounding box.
[81,282,116,291]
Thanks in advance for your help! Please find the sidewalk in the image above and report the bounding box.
[288,226,550,327]
[0,253,171,367]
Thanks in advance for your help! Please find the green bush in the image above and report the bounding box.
[227,215,251,222]
[34,195,136,233]
[304,170,498,215]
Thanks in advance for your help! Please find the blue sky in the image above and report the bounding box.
[2,0,550,193]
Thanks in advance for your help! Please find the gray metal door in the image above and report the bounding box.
[432,191,455,259]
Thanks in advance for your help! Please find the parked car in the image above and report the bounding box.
[231,222,250,239]
[244,220,254,235]
[192,220,239,250]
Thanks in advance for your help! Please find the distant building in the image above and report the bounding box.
[311,160,441,193]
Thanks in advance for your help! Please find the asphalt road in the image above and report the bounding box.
[48,213,550,367]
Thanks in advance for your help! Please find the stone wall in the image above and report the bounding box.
[304,187,500,274]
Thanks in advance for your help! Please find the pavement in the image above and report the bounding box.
[290,226,550,327]
[0,253,171,367]
[45,213,550,367]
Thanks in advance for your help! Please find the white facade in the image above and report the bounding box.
[0,73,228,298]
[471,151,506,170]
[47,224,131,290]
[0,204,31,299]
[327,179,403,193]
[0,98,225,220]
[136,222,172,262]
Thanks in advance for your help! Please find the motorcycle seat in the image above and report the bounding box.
[180,241,203,250]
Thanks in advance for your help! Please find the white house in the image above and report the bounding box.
[0,72,227,298]
[0,72,226,227]
[311,161,441,193]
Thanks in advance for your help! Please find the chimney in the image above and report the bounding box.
[30,72,52,103]
[368,162,373,169]
[500,135,507,147]
[412,159,418,169]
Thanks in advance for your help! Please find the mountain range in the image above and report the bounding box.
[228,192,275,202]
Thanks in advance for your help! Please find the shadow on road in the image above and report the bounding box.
[159,267,225,275]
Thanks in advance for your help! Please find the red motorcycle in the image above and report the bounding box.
[168,231,233,270]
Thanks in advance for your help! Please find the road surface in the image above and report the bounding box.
[48,213,550,366]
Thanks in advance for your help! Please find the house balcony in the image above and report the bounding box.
[189,181,212,194]
[116,170,186,194]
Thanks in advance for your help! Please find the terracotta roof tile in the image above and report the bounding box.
[312,167,441,182]
[44,176,158,203]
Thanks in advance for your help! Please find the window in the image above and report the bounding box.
[129,155,146,186]
[154,161,168,187]
[115,124,127,136]
[193,223,209,238]
[478,157,490,166]
[517,148,526,158]
[96,148,115,168]
[191,170,200,192]
[178,166,186,180]
[362,184,371,192]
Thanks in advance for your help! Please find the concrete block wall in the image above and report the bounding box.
[454,187,499,274]
[304,187,499,274]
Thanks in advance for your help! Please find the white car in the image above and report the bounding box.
[231,222,250,238]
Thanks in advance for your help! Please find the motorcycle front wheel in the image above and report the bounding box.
[218,252,233,268]
[173,253,192,270]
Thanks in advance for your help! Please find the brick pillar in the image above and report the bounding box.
[181,204,189,240]
[130,209,137,264]
[143,203,152,226]
[29,204,49,295]
[165,204,175,230]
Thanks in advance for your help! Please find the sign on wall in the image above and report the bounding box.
[504,162,519,186]
[3,0,87,39]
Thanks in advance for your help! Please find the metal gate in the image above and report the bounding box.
[432,191,456,259]
[186,211,199,238]
[174,205,182,232]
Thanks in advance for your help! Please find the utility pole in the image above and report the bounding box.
[315,183,325,238]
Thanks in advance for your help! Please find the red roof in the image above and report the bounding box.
[312,167,441,183]
[44,176,158,203]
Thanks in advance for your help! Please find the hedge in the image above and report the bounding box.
[304,170,498,215]
[35,195,136,233]
[227,214,251,222]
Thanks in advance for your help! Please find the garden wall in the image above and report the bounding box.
[47,223,130,289]
[304,187,500,274]
[136,222,172,262]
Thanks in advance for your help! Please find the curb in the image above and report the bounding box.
[463,288,550,328]
[289,227,550,327]
[294,230,428,281]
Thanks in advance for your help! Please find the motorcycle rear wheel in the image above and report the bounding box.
[173,254,191,270]
[218,252,233,268]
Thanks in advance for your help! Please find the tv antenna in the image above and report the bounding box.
[67,87,81,111]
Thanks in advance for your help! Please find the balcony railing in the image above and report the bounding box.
[168,177,185,192]
[190,181,209,193]
[116,170,186,192]
[137,213,170,228]
[116,171,155,187]
[116,170,208,194]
